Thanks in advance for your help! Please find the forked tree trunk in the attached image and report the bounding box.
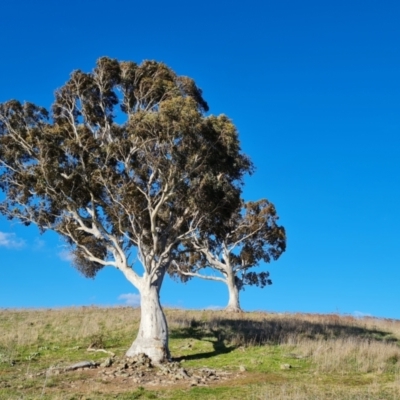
[225,272,242,313]
[125,277,170,363]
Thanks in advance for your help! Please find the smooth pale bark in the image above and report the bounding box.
[125,273,170,364]
[225,271,242,313]
[174,257,243,313]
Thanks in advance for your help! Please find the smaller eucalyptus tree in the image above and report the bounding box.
[173,199,286,312]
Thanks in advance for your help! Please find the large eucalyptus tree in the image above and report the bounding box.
[173,199,286,312]
[0,57,252,362]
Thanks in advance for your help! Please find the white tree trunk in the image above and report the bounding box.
[225,272,242,312]
[125,278,170,363]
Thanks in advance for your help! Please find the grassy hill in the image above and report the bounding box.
[0,307,399,399]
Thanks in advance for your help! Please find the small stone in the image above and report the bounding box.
[178,368,190,378]
[280,363,291,370]
[201,368,216,376]
[100,357,113,368]
[239,365,246,372]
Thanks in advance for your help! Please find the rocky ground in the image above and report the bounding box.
[26,353,235,389]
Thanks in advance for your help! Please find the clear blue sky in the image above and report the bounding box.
[1,0,399,319]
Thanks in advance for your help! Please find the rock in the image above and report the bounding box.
[239,365,246,372]
[280,363,291,370]
[64,361,98,371]
[100,357,113,368]
[178,368,190,378]
[200,368,216,377]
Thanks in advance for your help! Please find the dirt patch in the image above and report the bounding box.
[27,353,239,394]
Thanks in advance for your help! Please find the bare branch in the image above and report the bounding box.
[172,261,226,283]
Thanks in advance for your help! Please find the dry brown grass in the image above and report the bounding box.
[286,337,400,374]
[1,307,398,342]
[170,309,400,343]
[258,380,400,399]
[0,306,140,347]
[0,307,399,399]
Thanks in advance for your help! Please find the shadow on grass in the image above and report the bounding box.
[170,316,399,361]
[171,322,236,361]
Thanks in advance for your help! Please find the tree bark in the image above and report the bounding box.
[225,272,242,312]
[125,276,170,363]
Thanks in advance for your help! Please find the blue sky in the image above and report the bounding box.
[1,0,399,319]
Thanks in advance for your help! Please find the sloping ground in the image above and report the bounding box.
[0,307,399,399]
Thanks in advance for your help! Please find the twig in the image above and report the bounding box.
[86,347,115,356]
